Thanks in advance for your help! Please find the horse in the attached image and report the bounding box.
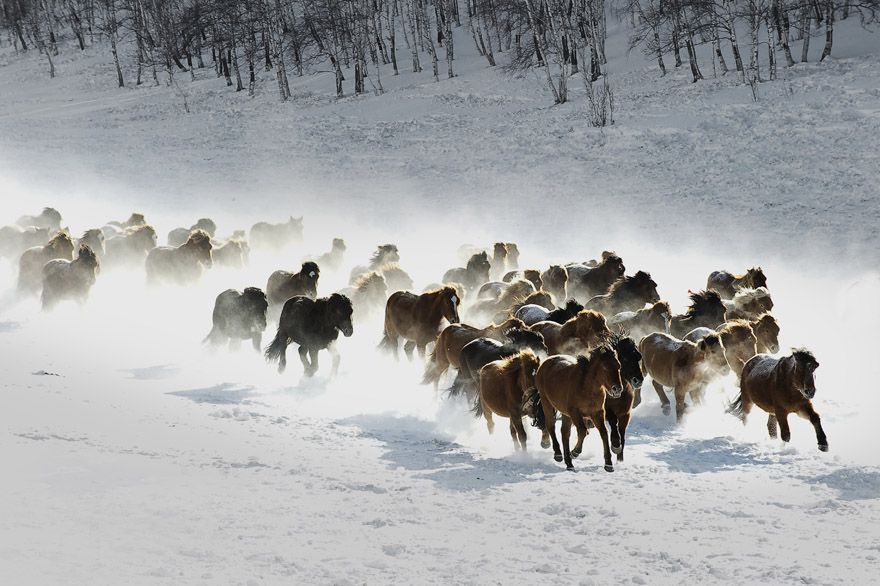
[264,293,354,378]
[668,290,727,338]
[472,351,542,450]
[514,298,582,327]
[467,279,536,325]
[40,244,100,310]
[750,313,780,354]
[378,262,415,294]
[502,268,543,292]
[267,261,320,311]
[16,207,63,231]
[106,212,146,230]
[585,271,661,317]
[103,225,158,271]
[76,229,106,258]
[305,238,347,273]
[707,267,768,299]
[168,218,217,247]
[684,320,758,380]
[489,242,509,281]
[449,328,548,401]
[203,287,268,352]
[443,251,491,294]
[536,346,624,472]
[540,265,568,303]
[349,244,400,284]
[249,216,303,250]
[607,301,671,342]
[529,310,611,356]
[504,243,520,271]
[0,225,51,259]
[565,254,626,304]
[639,332,730,421]
[145,229,213,286]
[211,238,248,269]
[729,349,826,451]
[379,286,461,361]
[422,317,526,388]
[723,287,774,320]
[603,333,644,461]
[17,231,75,295]
[346,271,389,324]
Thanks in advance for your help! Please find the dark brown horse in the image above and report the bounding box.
[639,332,730,421]
[267,261,320,308]
[145,229,213,286]
[585,271,661,317]
[17,231,75,295]
[668,290,727,338]
[422,317,526,387]
[472,351,542,450]
[379,286,461,360]
[41,244,100,310]
[565,254,626,303]
[592,333,645,462]
[540,265,568,303]
[729,349,826,451]
[530,310,611,356]
[204,287,268,352]
[707,267,767,299]
[607,300,671,342]
[536,347,623,471]
[443,251,491,294]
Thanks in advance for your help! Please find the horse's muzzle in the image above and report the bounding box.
[631,376,644,390]
[341,325,354,337]
[607,384,624,399]
[800,387,816,400]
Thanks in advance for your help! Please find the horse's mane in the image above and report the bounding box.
[81,228,103,240]
[496,350,537,377]
[548,299,584,321]
[370,244,399,266]
[732,287,771,305]
[242,286,267,306]
[47,231,73,247]
[503,328,546,353]
[685,290,723,315]
[354,270,386,291]
[751,313,777,327]
[185,229,212,246]
[609,270,655,295]
[576,345,614,369]
[128,224,156,237]
[791,347,817,365]
[513,291,553,313]
[300,261,320,277]
[191,218,216,235]
[76,244,99,266]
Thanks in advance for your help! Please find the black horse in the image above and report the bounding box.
[448,328,547,401]
[204,287,268,352]
[264,293,354,378]
[604,332,644,462]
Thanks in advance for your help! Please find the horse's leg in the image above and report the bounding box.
[484,408,495,435]
[591,408,614,472]
[542,401,561,460]
[653,380,671,416]
[673,385,688,423]
[251,333,262,353]
[416,342,427,361]
[513,417,528,451]
[229,338,242,352]
[800,404,828,452]
[607,409,622,456]
[767,414,778,439]
[615,411,631,462]
[297,346,311,375]
[307,347,320,376]
[570,412,589,460]
[775,407,792,443]
[508,420,520,450]
[560,415,574,470]
[328,341,341,380]
[403,340,416,361]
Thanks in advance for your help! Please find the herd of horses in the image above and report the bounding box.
[1,207,828,471]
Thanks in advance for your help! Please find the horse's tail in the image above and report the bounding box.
[263,330,290,364]
[726,392,746,421]
[523,387,548,431]
[377,332,394,354]
[420,346,444,385]
[202,326,223,346]
[469,390,484,419]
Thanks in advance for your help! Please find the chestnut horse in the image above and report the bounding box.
[750,313,780,354]
[422,317,526,388]
[145,229,213,286]
[540,265,569,303]
[530,310,611,356]
[379,286,461,360]
[472,351,542,450]
[585,271,661,317]
[536,347,623,472]
[668,290,727,338]
[565,254,626,303]
[707,267,767,299]
[607,301,671,342]
[684,320,758,380]
[17,231,75,295]
[729,349,826,451]
[639,332,730,421]
[40,244,100,310]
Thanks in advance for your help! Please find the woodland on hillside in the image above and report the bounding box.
[1,0,878,104]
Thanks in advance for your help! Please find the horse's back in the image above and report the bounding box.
[514,304,550,326]
[740,354,779,397]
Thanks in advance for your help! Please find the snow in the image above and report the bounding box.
[1,14,880,586]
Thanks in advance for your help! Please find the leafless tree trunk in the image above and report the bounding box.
[819,0,833,61]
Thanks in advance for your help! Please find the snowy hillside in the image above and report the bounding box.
[1,10,880,586]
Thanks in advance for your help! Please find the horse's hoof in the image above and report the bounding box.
[604,464,614,473]
[566,465,575,471]
[616,453,624,462]
[661,405,670,416]
[554,454,563,462]
[541,440,551,449]
[818,444,829,452]
[571,449,581,459]
[611,444,622,455]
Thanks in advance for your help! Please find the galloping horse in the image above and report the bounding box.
[729,349,826,451]
[668,290,727,338]
[204,287,268,352]
[473,351,542,450]
[40,244,100,310]
[379,286,461,361]
[707,267,767,299]
[267,261,320,308]
[723,287,774,320]
[604,333,644,461]
[530,310,611,356]
[565,254,626,303]
[585,271,661,317]
[536,347,624,472]
[145,229,213,286]
[443,251,491,294]
[17,231,75,295]
[607,301,671,342]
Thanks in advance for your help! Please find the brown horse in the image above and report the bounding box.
[565,254,626,303]
[76,229,106,258]
[707,267,767,299]
[16,207,63,231]
[729,349,826,451]
[379,286,461,360]
[267,261,320,309]
[473,351,542,450]
[103,225,158,270]
[684,320,758,380]
[443,251,491,294]
[145,229,213,286]
[41,244,100,310]
[467,279,537,325]
[750,313,780,354]
[639,332,730,421]
[17,231,75,295]
[489,242,509,281]
[536,347,623,471]
[422,317,526,387]
[723,287,774,320]
[540,265,568,303]
[305,238,347,273]
[530,310,611,356]
[585,271,661,317]
[607,300,671,342]
[668,290,727,338]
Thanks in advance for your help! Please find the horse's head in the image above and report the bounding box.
[610,332,644,393]
[125,213,146,228]
[374,244,400,266]
[134,225,158,251]
[718,322,757,374]
[748,267,768,290]
[327,293,354,337]
[647,301,672,332]
[753,313,780,354]
[791,349,819,399]
[592,345,623,398]
[41,207,63,229]
[634,271,661,303]
[75,244,100,282]
[602,254,626,279]
[48,231,75,259]
[467,251,491,281]
[505,242,520,267]
[192,218,217,237]
[332,238,347,252]
[301,261,320,282]
[242,287,269,332]
[516,351,541,394]
[523,291,554,311]
[355,271,388,304]
[492,242,508,262]
[506,328,548,357]
[287,216,304,235]
[438,287,460,324]
[574,310,611,349]
[186,230,213,268]
[697,334,730,376]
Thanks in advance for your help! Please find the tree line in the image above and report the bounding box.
[1,0,877,105]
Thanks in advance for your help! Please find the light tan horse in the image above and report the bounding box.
[723,287,774,320]
[750,313,780,354]
[529,310,611,356]
[145,229,213,286]
[684,320,758,380]
[473,351,542,450]
[379,286,461,360]
[536,347,623,471]
[639,332,730,421]
[17,231,75,295]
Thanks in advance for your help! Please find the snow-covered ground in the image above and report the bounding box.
[1,14,880,585]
